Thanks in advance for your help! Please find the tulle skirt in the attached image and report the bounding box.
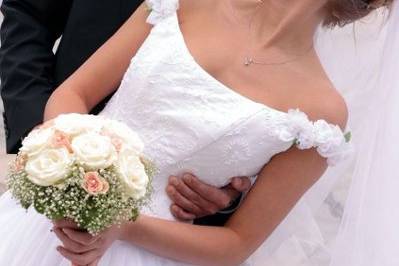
[0,191,192,266]
[0,188,331,266]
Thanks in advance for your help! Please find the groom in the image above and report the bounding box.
[0,0,250,225]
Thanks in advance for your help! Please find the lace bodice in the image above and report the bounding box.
[100,0,351,220]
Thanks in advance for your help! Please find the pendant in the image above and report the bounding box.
[244,57,254,66]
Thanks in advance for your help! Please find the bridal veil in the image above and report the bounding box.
[250,1,399,265]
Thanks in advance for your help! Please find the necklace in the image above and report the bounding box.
[228,0,314,67]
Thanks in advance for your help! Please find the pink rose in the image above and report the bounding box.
[82,172,109,195]
[51,130,73,153]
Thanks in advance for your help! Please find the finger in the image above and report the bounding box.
[183,174,232,209]
[166,185,204,215]
[170,176,218,213]
[231,176,252,192]
[53,228,97,253]
[170,204,196,220]
[219,185,241,207]
[53,228,85,253]
[53,219,80,229]
[57,246,99,266]
[62,228,101,246]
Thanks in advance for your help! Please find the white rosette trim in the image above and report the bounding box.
[273,109,352,166]
[145,0,179,25]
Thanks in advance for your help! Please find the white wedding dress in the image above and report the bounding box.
[0,1,351,265]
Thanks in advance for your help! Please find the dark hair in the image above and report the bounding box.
[324,0,393,27]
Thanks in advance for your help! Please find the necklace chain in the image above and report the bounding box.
[228,0,314,67]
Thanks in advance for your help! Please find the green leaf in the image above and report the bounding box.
[131,208,139,221]
[344,132,352,143]
[20,200,32,210]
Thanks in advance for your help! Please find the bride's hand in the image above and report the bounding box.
[52,219,122,266]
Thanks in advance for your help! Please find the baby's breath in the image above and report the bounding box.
[7,162,153,235]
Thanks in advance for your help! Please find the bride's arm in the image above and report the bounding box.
[43,3,151,120]
[57,105,347,266]
[123,148,330,266]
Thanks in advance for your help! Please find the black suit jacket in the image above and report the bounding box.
[0,0,143,154]
[0,0,236,226]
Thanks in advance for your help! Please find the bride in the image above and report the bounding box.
[0,0,393,265]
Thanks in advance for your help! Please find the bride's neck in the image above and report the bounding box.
[238,0,327,52]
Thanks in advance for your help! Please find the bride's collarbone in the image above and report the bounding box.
[191,54,333,115]
[178,4,339,116]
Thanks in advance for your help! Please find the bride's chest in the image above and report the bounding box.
[102,77,292,186]
[100,23,294,185]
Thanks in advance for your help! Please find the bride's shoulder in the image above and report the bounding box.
[178,0,213,21]
[179,0,213,9]
[306,83,348,130]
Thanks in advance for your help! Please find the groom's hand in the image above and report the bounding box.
[167,174,251,221]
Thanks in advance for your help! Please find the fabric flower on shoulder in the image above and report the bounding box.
[287,109,315,149]
[145,0,179,25]
[274,109,314,148]
[313,121,353,165]
[272,109,353,166]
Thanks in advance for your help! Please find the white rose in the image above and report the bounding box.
[287,109,311,132]
[275,109,313,143]
[316,123,345,155]
[71,132,117,170]
[296,123,316,149]
[54,113,104,136]
[25,148,73,186]
[20,128,54,157]
[313,120,334,145]
[116,148,149,199]
[102,119,144,152]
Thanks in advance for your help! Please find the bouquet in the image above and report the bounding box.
[7,113,154,235]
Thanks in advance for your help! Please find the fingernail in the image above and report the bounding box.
[235,178,242,186]
[167,186,175,195]
[183,174,192,181]
[170,176,179,185]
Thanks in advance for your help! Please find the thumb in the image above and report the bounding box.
[231,176,251,192]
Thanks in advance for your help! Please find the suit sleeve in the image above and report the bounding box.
[0,0,72,153]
